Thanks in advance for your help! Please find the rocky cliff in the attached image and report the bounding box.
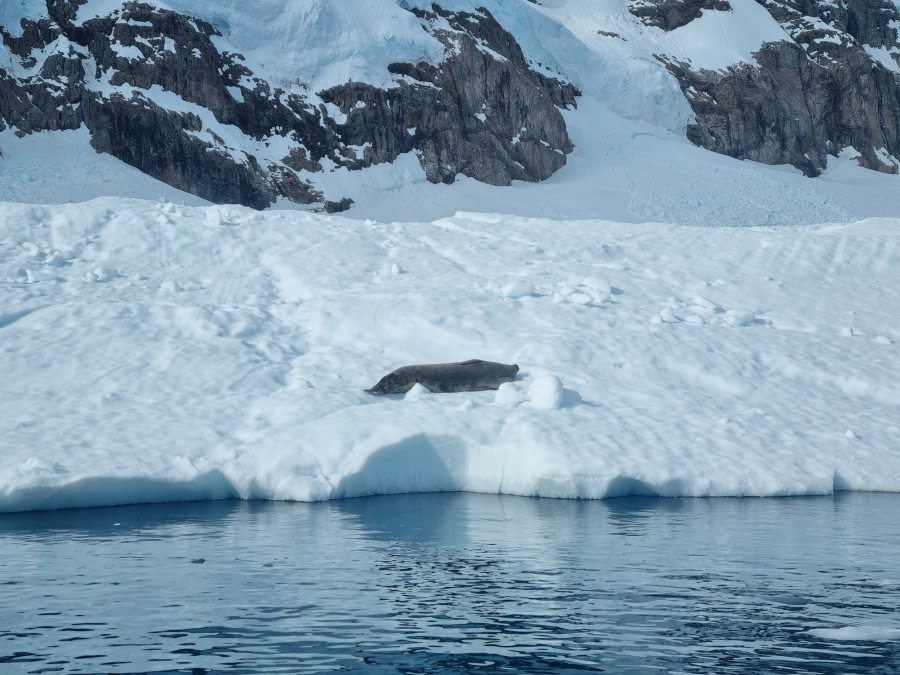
[630,0,732,31]
[0,0,578,209]
[652,0,900,175]
[6,0,900,200]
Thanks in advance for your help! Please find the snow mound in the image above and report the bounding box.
[1,198,899,512]
[528,375,565,411]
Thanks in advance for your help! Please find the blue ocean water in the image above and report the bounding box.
[1,492,899,673]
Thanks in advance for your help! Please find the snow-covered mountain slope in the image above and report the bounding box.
[2,199,899,511]
[1,0,578,210]
[3,0,900,222]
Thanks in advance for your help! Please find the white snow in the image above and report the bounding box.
[494,381,524,407]
[627,0,790,71]
[109,43,145,61]
[72,0,125,25]
[527,375,565,411]
[500,278,535,299]
[864,44,900,74]
[0,0,47,37]
[1,199,899,512]
[321,102,348,125]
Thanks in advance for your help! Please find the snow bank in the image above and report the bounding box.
[1,199,899,511]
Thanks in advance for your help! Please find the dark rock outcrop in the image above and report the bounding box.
[84,91,278,209]
[759,0,899,51]
[321,5,578,186]
[661,0,900,174]
[0,0,579,209]
[629,0,732,31]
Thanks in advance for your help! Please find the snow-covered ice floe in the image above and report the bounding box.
[1,198,899,512]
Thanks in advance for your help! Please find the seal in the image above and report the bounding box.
[366,359,519,395]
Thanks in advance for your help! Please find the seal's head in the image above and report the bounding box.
[365,369,415,395]
[365,375,391,395]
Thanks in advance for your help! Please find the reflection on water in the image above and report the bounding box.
[1,492,899,673]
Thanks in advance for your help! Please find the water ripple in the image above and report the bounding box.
[1,493,899,673]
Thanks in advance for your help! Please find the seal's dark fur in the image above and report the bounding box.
[366,359,519,395]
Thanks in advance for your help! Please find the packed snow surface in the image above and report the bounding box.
[1,199,899,512]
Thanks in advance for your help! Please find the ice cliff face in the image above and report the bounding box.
[654,0,900,175]
[0,0,578,209]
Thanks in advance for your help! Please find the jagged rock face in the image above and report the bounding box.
[761,0,899,51]
[323,5,577,186]
[629,0,732,31]
[0,0,578,209]
[668,41,900,176]
[658,0,900,175]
